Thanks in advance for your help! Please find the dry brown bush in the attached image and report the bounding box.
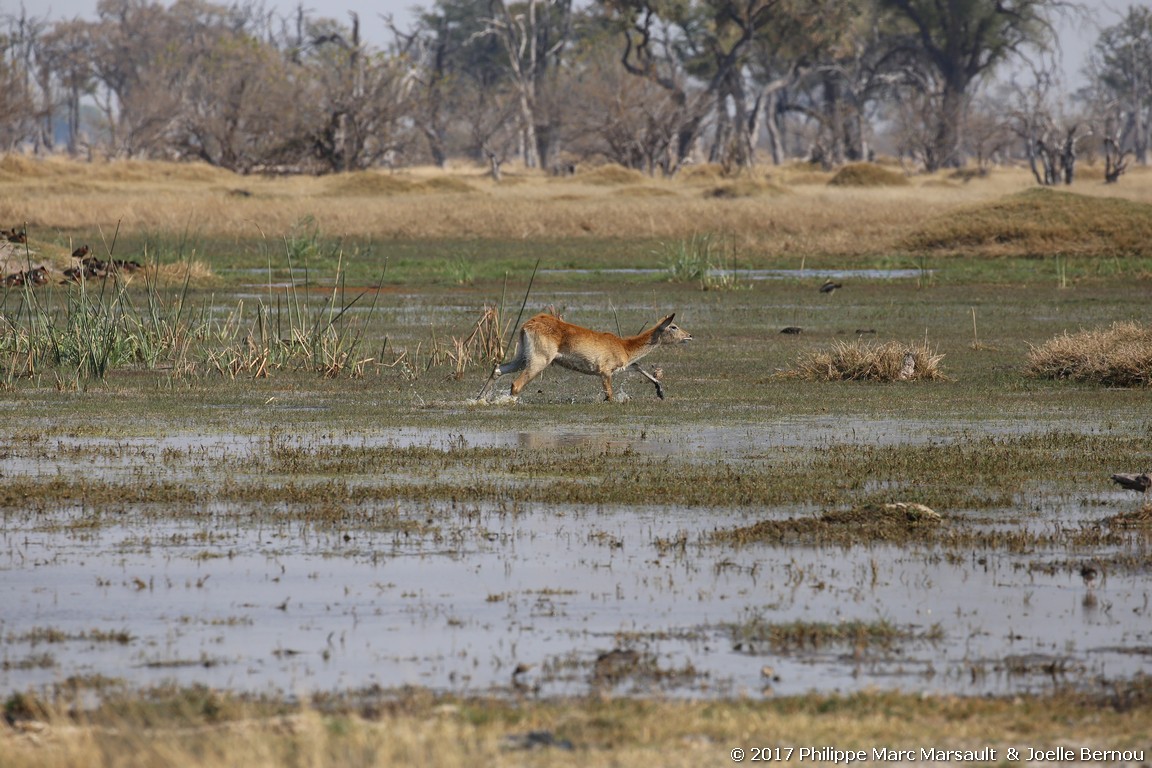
[704,178,787,199]
[613,186,679,198]
[415,177,476,194]
[325,172,417,196]
[678,163,728,182]
[781,340,948,382]
[1025,321,1152,387]
[828,163,909,187]
[577,164,646,185]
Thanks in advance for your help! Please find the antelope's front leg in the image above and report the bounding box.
[600,374,615,402]
[629,363,665,400]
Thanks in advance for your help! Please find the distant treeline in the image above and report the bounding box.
[2,0,1149,178]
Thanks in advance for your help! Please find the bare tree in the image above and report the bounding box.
[565,45,709,172]
[1087,4,1152,166]
[964,92,1017,170]
[475,0,573,170]
[601,2,709,174]
[40,20,94,155]
[880,0,1064,171]
[0,11,41,151]
[301,14,418,172]
[177,27,300,171]
[1005,69,1086,185]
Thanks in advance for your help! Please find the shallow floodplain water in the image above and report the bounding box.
[2,274,1151,704]
[3,419,1150,702]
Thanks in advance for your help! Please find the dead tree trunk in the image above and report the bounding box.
[1032,126,1079,186]
[1104,137,1130,183]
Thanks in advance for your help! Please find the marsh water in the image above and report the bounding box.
[3,417,1149,701]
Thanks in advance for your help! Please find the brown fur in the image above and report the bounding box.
[491,313,691,401]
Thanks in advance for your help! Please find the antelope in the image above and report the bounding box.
[486,313,691,402]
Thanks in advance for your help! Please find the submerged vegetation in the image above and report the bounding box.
[730,615,944,654]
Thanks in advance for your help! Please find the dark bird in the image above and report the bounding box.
[819,279,842,293]
[112,258,143,273]
[1111,473,1151,494]
[72,244,90,259]
[780,326,803,335]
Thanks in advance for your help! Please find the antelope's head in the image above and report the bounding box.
[654,314,692,345]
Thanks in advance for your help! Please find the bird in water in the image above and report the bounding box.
[1110,473,1151,494]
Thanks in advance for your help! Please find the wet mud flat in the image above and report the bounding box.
[2,417,1150,703]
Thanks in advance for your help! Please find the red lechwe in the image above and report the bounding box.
[484,313,692,402]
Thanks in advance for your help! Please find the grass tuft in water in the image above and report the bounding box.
[730,614,942,654]
[780,340,948,382]
[1025,321,1152,387]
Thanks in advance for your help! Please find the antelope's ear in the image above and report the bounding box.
[657,313,676,329]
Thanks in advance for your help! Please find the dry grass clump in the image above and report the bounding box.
[1104,505,1152,528]
[902,188,1152,257]
[0,155,231,185]
[947,167,991,183]
[0,154,52,179]
[415,176,476,194]
[711,503,945,547]
[153,259,217,286]
[704,178,787,199]
[828,163,909,187]
[1025,321,1152,387]
[781,340,948,382]
[577,163,646,185]
[677,162,727,182]
[324,172,475,196]
[325,172,417,196]
[613,186,678,198]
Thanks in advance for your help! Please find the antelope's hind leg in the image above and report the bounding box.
[509,332,558,398]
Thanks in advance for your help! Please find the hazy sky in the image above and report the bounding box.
[7,0,1117,89]
[19,0,422,44]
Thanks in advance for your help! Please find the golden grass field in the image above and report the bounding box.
[3,153,1150,270]
[4,687,1151,768]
